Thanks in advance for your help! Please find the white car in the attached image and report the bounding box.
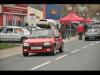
[0,26,31,42]
[84,28,100,41]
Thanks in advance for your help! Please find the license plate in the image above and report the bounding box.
[31,47,42,50]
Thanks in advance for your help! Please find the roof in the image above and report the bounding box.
[36,19,57,25]
[2,26,22,28]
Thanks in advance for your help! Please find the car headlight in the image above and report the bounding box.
[44,42,50,46]
[23,43,29,46]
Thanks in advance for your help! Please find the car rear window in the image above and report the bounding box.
[36,24,51,29]
[87,29,98,33]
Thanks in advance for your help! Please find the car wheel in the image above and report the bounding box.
[23,52,29,56]
[50,46,56,55]
[59,43,64,53]
[85,38,88,41]
[21,37,27,43]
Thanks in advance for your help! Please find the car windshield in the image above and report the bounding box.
[36,24,51,29]
[30,29,54,38]
[87,29,98,33]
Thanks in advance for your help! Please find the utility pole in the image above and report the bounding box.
[42,4,46,19]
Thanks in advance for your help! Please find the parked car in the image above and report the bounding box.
[0,26,31,42]
[22,24,64,56]
[84,28,100,41]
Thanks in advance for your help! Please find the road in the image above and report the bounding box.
[0,40,100,71]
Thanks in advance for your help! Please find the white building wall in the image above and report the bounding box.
[27,6,43,26]
[33,8,43,19]
[0,5,2,13]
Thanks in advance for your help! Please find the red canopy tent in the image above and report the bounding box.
[59,12,85,36]
[83,18,94,22]
[60,12,84,24]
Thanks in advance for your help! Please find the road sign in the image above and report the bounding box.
[45,4,62,20]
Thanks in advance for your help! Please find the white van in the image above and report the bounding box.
[36,19,61,30]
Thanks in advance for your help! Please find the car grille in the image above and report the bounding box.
[30,43,43,47]
[30,43,51,48]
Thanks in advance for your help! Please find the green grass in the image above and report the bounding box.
[0,43,18,50]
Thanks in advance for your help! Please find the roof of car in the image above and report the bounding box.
[2,26,22,28]
[34,28,52,31]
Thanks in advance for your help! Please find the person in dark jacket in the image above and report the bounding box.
[84,23,89,33]
[66,25,70,39]
[60,24,66,39]
[24,22,29,30]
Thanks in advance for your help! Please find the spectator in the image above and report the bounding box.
[60,24,66,39]
[84,23,90,33]
[66,25,70,39]
[76,23,85,40]
[24,22,29,30]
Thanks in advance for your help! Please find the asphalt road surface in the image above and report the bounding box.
[0,40,100,71]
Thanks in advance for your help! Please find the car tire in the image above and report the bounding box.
[21,37,27,43]
[50,46,56,56]
[85,38,88,41]
[23,52,29,56]
[59,43,64,53]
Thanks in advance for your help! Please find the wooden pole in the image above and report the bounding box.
[43,4,46,19]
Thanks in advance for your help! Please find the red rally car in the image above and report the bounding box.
[22,26,64,56]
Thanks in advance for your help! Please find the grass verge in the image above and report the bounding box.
[0,43,18,50]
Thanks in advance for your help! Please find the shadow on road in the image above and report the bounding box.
[26,52,63,57]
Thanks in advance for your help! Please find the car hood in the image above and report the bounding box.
[24,38,55,43]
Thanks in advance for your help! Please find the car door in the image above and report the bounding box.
[53,29,62,49]
[0,27,13,41]
[11,28,23,41]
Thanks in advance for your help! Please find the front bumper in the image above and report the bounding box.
[85,35,100,40]
[23,46,54,53]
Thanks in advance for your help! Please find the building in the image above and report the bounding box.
[0,4,28,27]
[28,4,67,18]
[0,5,3,27]
[0,4,44,27]
[27,6,43,26]
[0,4,72,27]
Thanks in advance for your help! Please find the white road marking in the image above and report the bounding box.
[81,46,89,49]
[30,61,51,70]
[98,41,100,43]
[30,41,100,70]
[89,43,95,46]
[70,49,80,53]
[95,41,100,44]
[55,54,68,60]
